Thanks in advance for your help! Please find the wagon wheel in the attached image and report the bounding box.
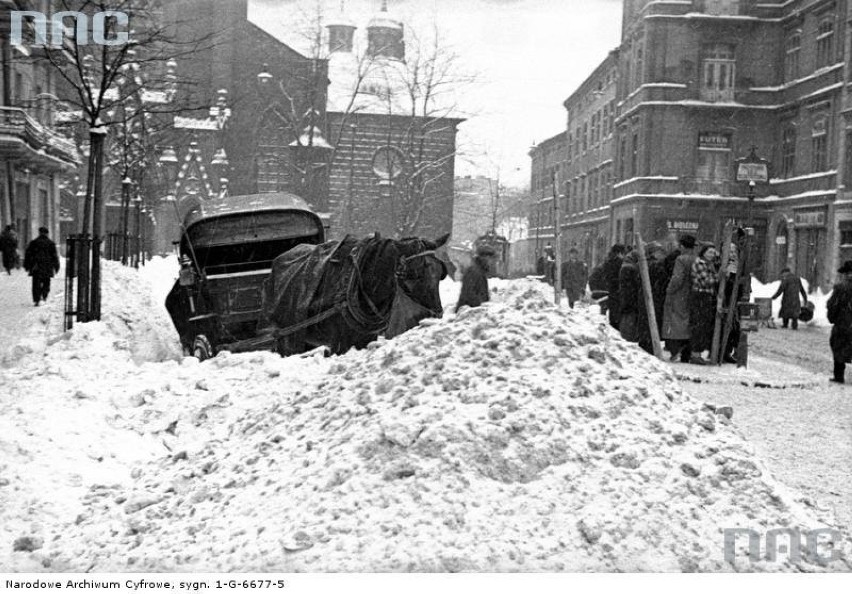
[192,334,214,361]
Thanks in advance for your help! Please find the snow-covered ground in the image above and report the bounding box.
[0,262,849,572]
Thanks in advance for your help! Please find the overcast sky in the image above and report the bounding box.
[252,0,623,187]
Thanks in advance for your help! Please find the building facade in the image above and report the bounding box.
[562,49,619,268]
[528,131,567,264]
[533,0,852,290]
[0,0,78,246]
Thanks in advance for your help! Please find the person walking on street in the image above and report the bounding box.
[0,225,18,275]
[561,247,588,308]
[688,244,720,364]
[771,268,808,329]
[456,245,495,311]
[827,261,852,383]
[24,227,60,306]
[662,234,697,363]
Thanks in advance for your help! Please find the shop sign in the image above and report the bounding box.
[794,210,826,228]
[665,219,700,232]
[698,132,731,150]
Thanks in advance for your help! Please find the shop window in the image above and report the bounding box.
[840,223,852,247]
[811,116,828,172]
[784,31,800,82]
[781,126,796,178]
[700,44,735,102]
[816,17,835,69]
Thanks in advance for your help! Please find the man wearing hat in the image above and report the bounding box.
[827,261,852,383]
[560,247,588,308]
[24,226,60,306]
[456,244,495,310]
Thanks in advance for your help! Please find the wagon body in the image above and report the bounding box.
[166,192,326,358]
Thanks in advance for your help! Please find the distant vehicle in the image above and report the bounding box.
[165,192,326,360]
[473,231,509,278]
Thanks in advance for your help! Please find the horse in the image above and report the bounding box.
[261,233,449,356]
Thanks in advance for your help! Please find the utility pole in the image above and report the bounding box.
[553,171,563,304]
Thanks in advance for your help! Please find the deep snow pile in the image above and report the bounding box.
[36,280,848,572]
[0,260,181,571]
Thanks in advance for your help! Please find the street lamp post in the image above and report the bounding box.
[732,147,770,369]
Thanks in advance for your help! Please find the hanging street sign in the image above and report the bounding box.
[735,146,770,183]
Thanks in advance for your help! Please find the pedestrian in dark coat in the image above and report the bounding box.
[618,251,641,342]
[456,245,494,311]
[637,243,667,355]
[771,268,808,329]
[0,225,18,275]
[24,227,60,306]
[602,244,627,330]
[662,235,697,362]
[827,260,852,384]
[561,248,588,308]
[688,244,720,362]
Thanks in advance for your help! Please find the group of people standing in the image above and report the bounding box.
[588,233,777,365]
[0,224,61,306]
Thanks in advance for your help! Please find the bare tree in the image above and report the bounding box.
[373,25,475,237]
[29,0,214,320]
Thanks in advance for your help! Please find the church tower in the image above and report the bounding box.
[326,1,357,54]
[367,0,404,60]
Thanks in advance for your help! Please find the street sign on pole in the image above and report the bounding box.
[735,146,769,183]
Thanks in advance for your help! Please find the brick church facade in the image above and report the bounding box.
[150,0,460,251]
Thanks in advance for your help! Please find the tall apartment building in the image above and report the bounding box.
[562,50,619,268]
[528,131,567,261]
[0,0,79,245]
[533,0,852,289]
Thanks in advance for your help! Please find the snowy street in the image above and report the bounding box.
[0,261,849,571]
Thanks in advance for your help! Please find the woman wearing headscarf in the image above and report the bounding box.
[689,243,720,364]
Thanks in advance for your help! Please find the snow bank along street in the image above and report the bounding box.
[0,261,849,572]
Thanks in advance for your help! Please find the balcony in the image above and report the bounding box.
[0,106,79,169]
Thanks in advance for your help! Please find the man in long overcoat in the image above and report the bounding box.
[0,225,18,275]
[828,261,852,383]
[771,268,808,329]
[24,227,60,306]
[602,244,627,330]
[456,245,494,311]
[662,234,697,362]
[618,251,641,342]
[561,247,588,308]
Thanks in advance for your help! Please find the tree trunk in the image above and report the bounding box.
[121,181,130,265]
[76,130,100,323]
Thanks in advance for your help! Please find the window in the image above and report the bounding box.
[696,131,732,181]
[602,105,609,137]
[701,44,735,102]
[840,222,852,246]
[845,129,852,187]
[704,0,740,15]
[816,17,835,69]
[372,146,405,182]
[256,113,292,193]
[781,126,796,178]
[608,101,615,136]
[811,116,828,172]
[619,134,627,179]
[634,41,644,90]
[582,122,588,151]
[784,31,800,82]
[631,132,639,177]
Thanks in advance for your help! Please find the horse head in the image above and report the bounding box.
[394,232,450,317]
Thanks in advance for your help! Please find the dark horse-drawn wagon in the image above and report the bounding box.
[166,192,449,360]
